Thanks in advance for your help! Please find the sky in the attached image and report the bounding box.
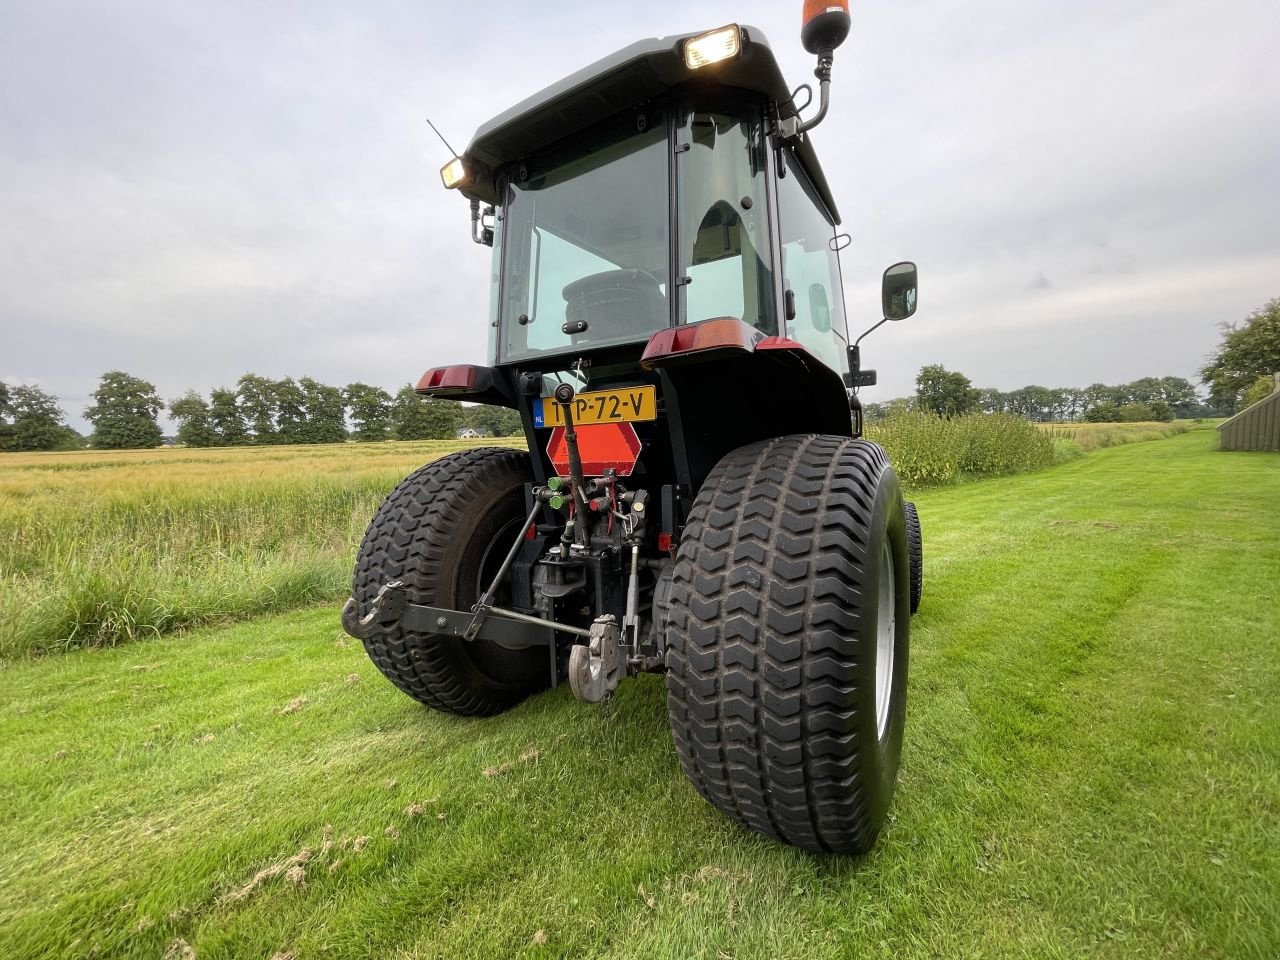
[2,0,1279,431]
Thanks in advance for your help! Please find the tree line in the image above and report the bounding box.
[0,372,522,452]
[877,297,1280,423]
[5,297,1277,451]
[886,368,1209,423]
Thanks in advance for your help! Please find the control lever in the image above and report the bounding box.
[553,383,591,548]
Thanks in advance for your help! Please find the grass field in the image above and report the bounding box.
[2,429,1277,959]
[0,440,522,658]
[0,416,1062,659]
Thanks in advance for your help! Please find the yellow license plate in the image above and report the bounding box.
[536,386,657,428]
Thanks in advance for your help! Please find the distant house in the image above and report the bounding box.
[457,427,488,440]
[1218,374,1280,452]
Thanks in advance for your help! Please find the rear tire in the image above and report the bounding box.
[352,447,548,717]
[904,500,923,615]
[665,435,910,854]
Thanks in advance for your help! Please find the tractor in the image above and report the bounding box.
[342,1,923,855]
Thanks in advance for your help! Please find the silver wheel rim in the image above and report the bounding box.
[875,541,896,740]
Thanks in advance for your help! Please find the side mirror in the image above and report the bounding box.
[882,261,918,321]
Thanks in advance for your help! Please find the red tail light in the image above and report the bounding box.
[640,317,764,368]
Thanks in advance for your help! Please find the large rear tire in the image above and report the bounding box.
[904,500,923,615]
[665,435,910,854]
[352,447,548,717]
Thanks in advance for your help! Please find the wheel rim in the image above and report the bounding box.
[875,541,896,740]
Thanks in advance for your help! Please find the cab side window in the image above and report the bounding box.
[776,153,849,375]
[678,111,777,334]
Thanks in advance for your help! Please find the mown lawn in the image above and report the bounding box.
[1,429,1276,959]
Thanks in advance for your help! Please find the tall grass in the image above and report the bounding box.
[0,441,520,658]
[865,411,1055,486]
[1,418,1197,658]
[1038,419,1196,452]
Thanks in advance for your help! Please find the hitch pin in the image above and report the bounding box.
[466,499,543,640]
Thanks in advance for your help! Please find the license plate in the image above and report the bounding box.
[534,386,657,428]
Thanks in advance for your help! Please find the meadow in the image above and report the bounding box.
[1,428,1276,959]
[1038,419,1197,452]
[0,419,1206,658]
[0,439,522,658]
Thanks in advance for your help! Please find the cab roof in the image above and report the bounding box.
[458,25,840,222]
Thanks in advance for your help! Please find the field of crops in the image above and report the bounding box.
[2,428,1276,959]
[865,412,1055,485]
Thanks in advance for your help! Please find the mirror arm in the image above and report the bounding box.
[854,316,889,347]
[796,54,834,135]
[470,199,494,247]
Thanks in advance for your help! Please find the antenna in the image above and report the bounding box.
[425,116,459,158]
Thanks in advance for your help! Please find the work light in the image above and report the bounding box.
[440,156,469,189]
[683,24,742,70]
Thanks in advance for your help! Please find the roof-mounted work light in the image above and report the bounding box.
[440,156,469,189]
[683,24,742,70]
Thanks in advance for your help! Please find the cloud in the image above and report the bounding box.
[1,0,1278,429]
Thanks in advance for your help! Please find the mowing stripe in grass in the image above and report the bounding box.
[0,430,1276,959]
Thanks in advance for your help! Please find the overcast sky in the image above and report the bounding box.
[2,0,1278,430]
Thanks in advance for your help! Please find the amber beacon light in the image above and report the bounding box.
[802,0,851,55]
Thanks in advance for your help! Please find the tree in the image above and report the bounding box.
[272,378,308,444]
[915,365,980,417]
[1088,382,1124,409]
[391,385,463,439]
[0,381,12,451]
[209,388,249,445]
[1060,387,1085,422]
[299,377,347,444]
[236,374,278,443]
[84,371,163,449]
[1201,297,1280,410]
[978,388,1008,414]
[1117,402,1159,422]
[345,383,393,441]
[1241,375,1276,410]
[169,391,217,447]
[462,404,522,437]
[1082,402,1120,423]
[1007,385,1060,422]
[6,385,71,451]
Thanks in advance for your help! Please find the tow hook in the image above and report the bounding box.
[340,580,405,640]
[568,615,624,703]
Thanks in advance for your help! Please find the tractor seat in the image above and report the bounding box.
[562,269,666,342]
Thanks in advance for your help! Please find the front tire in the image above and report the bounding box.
[665,435,910,854]
[352,447,548,717]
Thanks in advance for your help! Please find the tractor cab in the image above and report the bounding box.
[468,54,849,378]
[345,4,923,857]
[422,19,917,482]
